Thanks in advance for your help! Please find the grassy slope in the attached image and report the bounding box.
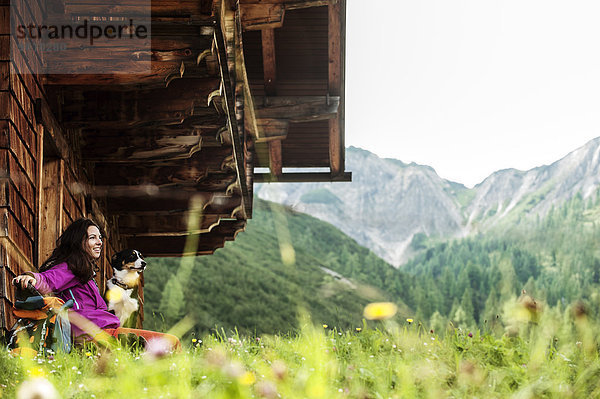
[143,199,408,336]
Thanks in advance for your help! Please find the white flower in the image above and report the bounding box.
[17,378,59,399]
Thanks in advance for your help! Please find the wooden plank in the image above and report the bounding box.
[268,139,282,177]
[62,159,85,213]
[328,0,342,175]
[254,118,288,141]
[9,8,43,77]
[240,0,327,9]
[9,63,38,129]
[0,6,9,35]
[7,181,34,238]
[261,28,277,95]
[0,61,8,91]
[9,43,43,100]
[63,181,84,223]
[35,98,77,171]
[39,158,63,262]
[118,213,234,236]
[0,209,34,263]
[214,18,251,213]
[6,150,35,210]
[0,91,9,119]
[9,93,37,156]
[255,95,339,121]
[240,3,285,30]
[4,123,36,187]
[0,36,8,61]
[254,171,351,183]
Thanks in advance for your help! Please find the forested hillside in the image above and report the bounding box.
[144,192,600,336]
[143,199,411,335]
[401,191,600,332]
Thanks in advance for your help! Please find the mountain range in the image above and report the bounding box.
[256,137,600,266]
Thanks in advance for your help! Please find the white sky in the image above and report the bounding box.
[345,0,600,187]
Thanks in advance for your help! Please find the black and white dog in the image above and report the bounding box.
[106,249,146,325]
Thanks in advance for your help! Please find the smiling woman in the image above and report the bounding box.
[12,218,121,338]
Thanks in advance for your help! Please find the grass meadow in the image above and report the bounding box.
[2,298,600,399]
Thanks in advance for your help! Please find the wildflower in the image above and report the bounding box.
[406,318,413,324]
[16,378,59,399]
[192,338,198,343]
[355,327,362,332]
[144,337,173,360]
[271,360,287,380]
[468,332,473,338]
[322,324,328,329]
[224,361,245,379]
[86,352,93,357]
[256,381,278,398]
[238,371,256,386]
[363,302,398,320]
[28,368,46,378]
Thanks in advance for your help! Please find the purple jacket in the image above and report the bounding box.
[32,262,120,336]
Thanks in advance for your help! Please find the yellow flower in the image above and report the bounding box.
[363,302,398,320]
[322,324,328,329]
[238,371,256,386]
[85,352,92,357]
[192,338,197,343]
[406,318,414,324]
[28,368,46,378]
[355,327,362,332]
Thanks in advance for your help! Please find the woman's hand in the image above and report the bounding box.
[13,274,36,290]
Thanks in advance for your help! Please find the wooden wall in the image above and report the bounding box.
[0,0,132,332]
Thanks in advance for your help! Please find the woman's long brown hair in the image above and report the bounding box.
[40,218,102,282]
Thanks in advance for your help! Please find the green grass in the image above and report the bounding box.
[3,304,600,398]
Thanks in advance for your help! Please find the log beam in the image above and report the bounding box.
[240,4,285,31]
[268,140,283,178]
[255,95,339,122]
[254,171,352,183]
[328,0,343,175]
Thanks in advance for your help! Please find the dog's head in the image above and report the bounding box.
[110,249,146,274]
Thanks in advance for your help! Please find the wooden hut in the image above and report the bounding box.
[0,0,349,332]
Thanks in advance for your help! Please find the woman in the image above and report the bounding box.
[13,218,120,337]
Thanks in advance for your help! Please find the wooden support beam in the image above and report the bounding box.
[261,29,277,96]
[328,0,343,175]
[268,140,283,177]
[240,4,285,31]
[59,78,220,128]
[214,20,251,214]
[82,135,203,162]
[125,221,246,256]
[254,171,352,183]
[105,191,242,214]
[255,95,339,122]
[117,213,242,236]
[239,0,328,11]
[38,158,64,262]
[255,118,289,141]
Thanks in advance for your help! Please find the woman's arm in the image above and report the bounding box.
[30,263,80,295]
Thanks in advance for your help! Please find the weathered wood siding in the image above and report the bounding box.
[0,0,132,331]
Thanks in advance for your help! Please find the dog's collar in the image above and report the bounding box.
[111,278,130,290]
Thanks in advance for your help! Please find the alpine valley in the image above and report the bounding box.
[144,138,600,335]
[256,137,600,266]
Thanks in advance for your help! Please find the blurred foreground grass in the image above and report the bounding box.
[2,304,600,399]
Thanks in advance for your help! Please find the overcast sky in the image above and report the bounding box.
[345,0,600,187]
